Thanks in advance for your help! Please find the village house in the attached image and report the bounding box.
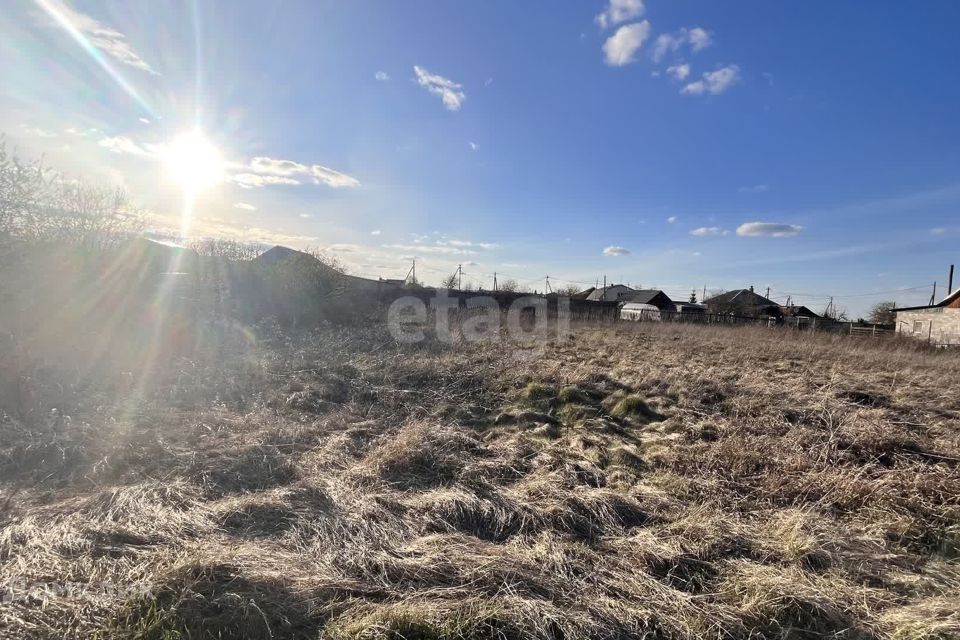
[893,288,960,346]
[583,285,675,311]
[704,287,781,318]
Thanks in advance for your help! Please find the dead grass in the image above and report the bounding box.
[1,320,959,639]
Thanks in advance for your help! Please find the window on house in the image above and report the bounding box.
[913,321,924,333]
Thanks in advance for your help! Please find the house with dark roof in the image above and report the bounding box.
[622,289,675,311]
[893,288,960,346]
[704,287,781,317]
[584,284,635,302]
[583,285,675,311]
[780,305,821,319]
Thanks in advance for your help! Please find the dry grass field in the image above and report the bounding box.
[1,321,959,639]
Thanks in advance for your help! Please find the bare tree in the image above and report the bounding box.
[0,137,144,248]
[440,273,459,289]
[46,181,144,247]
[499,279,519,293]
[190,238,262,261]
[868,301,897,325]
[0,137,51,243]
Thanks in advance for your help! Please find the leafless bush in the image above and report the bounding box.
[0,136,144,249]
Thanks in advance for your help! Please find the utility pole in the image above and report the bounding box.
[457,264,462,290]
[545,275,552,294]
[602,275,606,301]
[949,265,955,296]
[702,285,706,302]
[766,286,770,299]
[929,282,937,306]
[412,258,416,285]
[493,272,498,292]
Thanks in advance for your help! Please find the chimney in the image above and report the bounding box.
[749,285,754,293]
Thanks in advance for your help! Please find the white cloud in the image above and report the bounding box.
[652,27,712,63]
[231,173,301,189]
[375,71,390,81]
[687,27,712,52]
[682,65,740,96]
[468,141,479,151]
[138,117,151,124]
[736,222,803,237]
[930,227,947,235]
[414,65,466,111]
[37,0,158,74]
[738,184,769,194]
[97,135,155,157]
[689,226,724,236]
[233,202,257,211]
[384,243,476,255]
[445,239,497,250]
[595,0,645,30]
[299,213,312,219]
[602,21,651,67]
[603,245,630,256]
[666,63,690,81]
[667,215,678,223]
[371,229,381,236]
[19,125,57,138]
[311,165,360,188]
[243,156,359,188]
[250,157,308,177]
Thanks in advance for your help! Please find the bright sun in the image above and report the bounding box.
[162,130,225,194]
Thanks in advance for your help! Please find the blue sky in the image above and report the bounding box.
[4,0,960,315]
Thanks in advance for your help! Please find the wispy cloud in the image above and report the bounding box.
[652,27,712,63]
[97,135,156,157]
[370,229,381,236]
[312,165,361,188]
[682,65,740,96]
[445,239,497,250]
[233,202,257,211]
[414,65,466,111]
[667,215,678,223]
[374,70,390,81]
[738,184,769,194]
[231,173,301,189]
[689,226,725,236]
[666,63,690,81]
[736,222,803,237]
[468,141,479,151]
[602,21,651,67]
[930,227,948,235]
[595,0,645,30]
[36,0,158,74]
[19,125,57,138]
[603,245,630,256]
[238,156,360,189]
[384,243,476,256]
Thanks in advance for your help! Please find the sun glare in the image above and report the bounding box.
[162,130,225,194]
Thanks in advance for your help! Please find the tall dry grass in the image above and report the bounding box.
[1,317,958,639]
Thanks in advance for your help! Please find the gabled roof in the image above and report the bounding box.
[780,305,821,318]
[586,284,634,301]
[625,289,673,305]
[705,289,778,308]
[257,245,314,265]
